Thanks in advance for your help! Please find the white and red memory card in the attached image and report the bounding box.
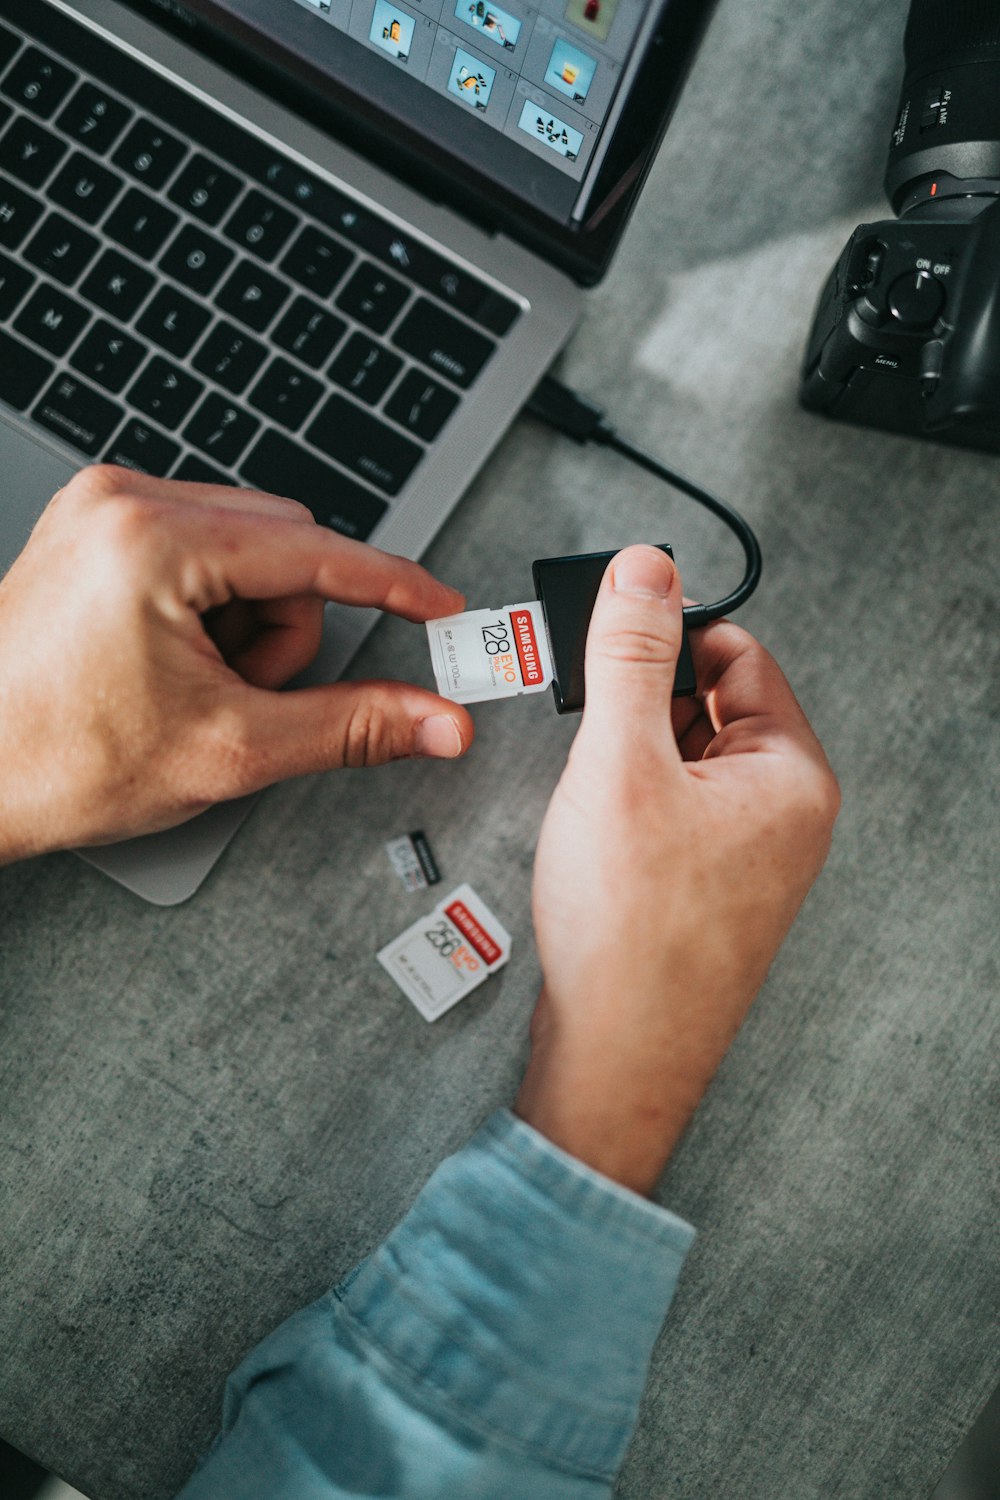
[425,601,553,704]
[377,883,511,1021]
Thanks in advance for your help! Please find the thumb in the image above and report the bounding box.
[216,679,473,792]
[578,545,684,760]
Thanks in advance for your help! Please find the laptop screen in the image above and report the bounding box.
[185,0,662,225]
[124,0,713,281]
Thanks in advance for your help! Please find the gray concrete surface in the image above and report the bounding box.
[1,0,998,1497]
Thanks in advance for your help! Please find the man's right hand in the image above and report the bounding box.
[518,545,840,1194]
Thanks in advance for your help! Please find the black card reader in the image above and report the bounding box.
[532,546,697,714]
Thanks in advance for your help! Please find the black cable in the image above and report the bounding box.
[524,374,762,628]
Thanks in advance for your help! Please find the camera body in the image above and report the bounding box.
[800,0,1000,454]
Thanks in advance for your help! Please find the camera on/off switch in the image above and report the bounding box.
[887,269,946,329]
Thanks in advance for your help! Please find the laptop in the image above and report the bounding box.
[0,0,713,904]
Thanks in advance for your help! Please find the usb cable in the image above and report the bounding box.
[524,375,762,628]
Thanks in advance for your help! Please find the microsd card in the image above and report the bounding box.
[385,830,441,892]
[377,882,512,1022]
[426,601,553,704]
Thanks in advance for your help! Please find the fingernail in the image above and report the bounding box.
[414,714,464,759]
[612,547,675,598]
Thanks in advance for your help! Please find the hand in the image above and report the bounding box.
[516,545,840,1194]
[0,466,473,863]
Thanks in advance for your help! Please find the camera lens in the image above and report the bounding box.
[886,0,1000,213]
[904,0,1000,71]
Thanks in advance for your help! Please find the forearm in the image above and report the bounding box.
[176,1111,694,1500]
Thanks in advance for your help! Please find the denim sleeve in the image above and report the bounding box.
[175,1109,695,1500]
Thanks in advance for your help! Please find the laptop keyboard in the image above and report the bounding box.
[0,8,520,541]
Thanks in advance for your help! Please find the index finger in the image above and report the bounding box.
[689,619,825,761]
[181,506,466,622]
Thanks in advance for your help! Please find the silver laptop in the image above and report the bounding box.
[0,0,713,903]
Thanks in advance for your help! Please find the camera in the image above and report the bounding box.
[800,0,1000,454]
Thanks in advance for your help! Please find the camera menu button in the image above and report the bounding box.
[888,270,946,330]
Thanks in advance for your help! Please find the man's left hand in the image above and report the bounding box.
[0,467,473,863]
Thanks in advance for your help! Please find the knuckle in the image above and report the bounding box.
[595,622,677,667]
[79,463,136,504]
[47,463,128,521]
[342,695,396,768]
[276,495,316,523]
[85,459,134,495]
[791,761,842,847]
[698,625,763,695]
[241,486,316,523]
[97,492,150,539]
[87,496,159,577]
[815,765,843,829]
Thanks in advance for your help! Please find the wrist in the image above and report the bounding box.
[0,705,83,863]
[0,816,51,866]
[0,781,61,865]
[514,1013,704,1196]
[0,752,47,866]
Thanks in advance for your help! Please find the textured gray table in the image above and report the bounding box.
[2,1,998,1497]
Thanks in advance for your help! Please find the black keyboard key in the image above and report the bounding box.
[248,356,322,430]
[280,225,353,299]
[80,248,154,320]
[336,261,408,335]
[159,223,234,296]
[305,395,422,496]
[192,320,266,394]
[104,418,179,475]
[392,298,495,389]
[223,190,297,262]
[129,356,203,428]
[252,157,351,229]
[24,213,98,286]
[173,454,234,484]
[2,48,76,120]
[0,102,11,134]
[184,392,259,467]
[272,296,345,369]
[136,284,211,358]
[0,248,33,317]
[112,118,186,190]
[33,372,122,456]
[306,190,380,251]
[384,369,459,442]
[0,327,53,409]
[71,319,145,393]
[0,116,67,188]
[470,288,520,338]
[240,429,388,540]
[329,333,402,406]
[57,83,132,155]
[168,154,241,226]
[0,175,43,248]
[13,282,88,355]
[339,217,517,333]
[105,187,178,259]
[344,220,427,275]
[0,24,20,74]
[48,152,123,225]
[215,260,288,332]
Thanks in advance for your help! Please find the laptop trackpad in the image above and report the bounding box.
[0,423,78,577]
[78,798,258,906]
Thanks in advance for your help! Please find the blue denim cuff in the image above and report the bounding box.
[338,1110,695,1480]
